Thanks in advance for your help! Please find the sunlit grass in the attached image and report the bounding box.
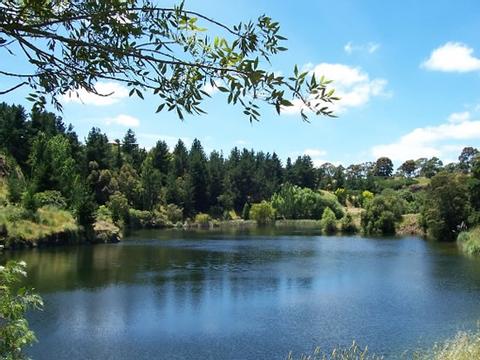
[287,329,480,359]
[0,205,78,245]
[414,330,480,360]
[457,227,480,256]
[286,341,383,360]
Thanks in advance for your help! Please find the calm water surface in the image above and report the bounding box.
[3,228,480,359]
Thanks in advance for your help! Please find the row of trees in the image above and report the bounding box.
[1,103,479,230]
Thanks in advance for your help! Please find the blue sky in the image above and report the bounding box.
[3,0,480,167]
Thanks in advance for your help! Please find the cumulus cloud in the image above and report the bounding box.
[61,81,129,106]
[422,42,480,72]
[344,42,380,55]
[282,63,388,115]
[301,148,330,166]
[371,113,480,162]
[448,111,471,123]
[105,114,140,127]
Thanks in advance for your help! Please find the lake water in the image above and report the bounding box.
[3,228,480,359]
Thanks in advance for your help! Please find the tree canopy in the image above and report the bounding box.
[0,0,338,121]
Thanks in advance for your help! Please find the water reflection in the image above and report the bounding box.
[2,229,480,360]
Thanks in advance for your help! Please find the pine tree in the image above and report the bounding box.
[189,139,209,213]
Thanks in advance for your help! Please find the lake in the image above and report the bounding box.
[3,228,480,359]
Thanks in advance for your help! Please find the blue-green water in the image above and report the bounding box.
[3,229,480,359]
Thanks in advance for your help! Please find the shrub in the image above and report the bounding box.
[361,192,405,235]
[95,205,113,222]
[33,190,67,209]
[194,213,211,226]
[272,184,343,220]
[164,204,183,223]
[223,210,240,221]
[128,208,154,228]
[107,192,129,223]
[360,190,374,207]
[0,261,43,359]
[249,201,276,225]
[340,213,357,234]
[320,207,337,234]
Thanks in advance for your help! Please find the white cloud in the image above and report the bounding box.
[371,113,480,162]
[300,148,330,166]
[422,42,480,72]
[282,63,389,115]
[105,114,140,127]
[304,148,327,158]
[61,82,129,106]
[344,42,380,55]
[448,111,470,123]
[235,139,248,146]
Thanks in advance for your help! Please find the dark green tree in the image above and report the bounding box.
[139,155,162,210]
[374,157,394,177]
[85,127,111,169]
[458,147,479,173]
[189,139,209,213]
[150,140,171,183]
[398,160,417,178]
[171,140,189,178]
[422,172,471,241]
[207,150,225,215]
[0,103,30,169]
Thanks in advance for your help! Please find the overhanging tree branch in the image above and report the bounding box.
[0,0,338,121]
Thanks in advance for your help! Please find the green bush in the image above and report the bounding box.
[33,190,67,209]
[272,184,343,220]
[360,190,374,207]
[361,192,405,235]
[340,213,357,234]
[194,213,211,226]
[128,208,154,228]
[164,204,183,223]
[249,201,275,225]
[107,192,129,223]
[320,207,337,234]
[95,205,113,222]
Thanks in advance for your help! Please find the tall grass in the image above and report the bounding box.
[286,341,382,360]
[287,330,480,360]
[457,227,480,256]
[414,330,480,360]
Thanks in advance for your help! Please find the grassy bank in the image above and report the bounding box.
[457,227,480,256]
[0,205,80,248]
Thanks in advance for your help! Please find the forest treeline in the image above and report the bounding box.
[1,102,480,249]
